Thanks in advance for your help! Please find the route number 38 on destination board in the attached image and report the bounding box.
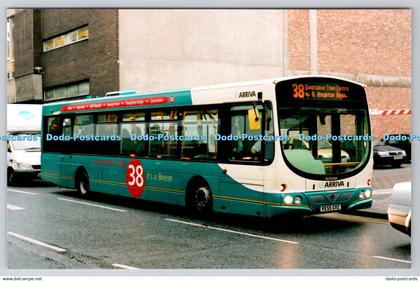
[126,159,145,198]
[292,83,308,99]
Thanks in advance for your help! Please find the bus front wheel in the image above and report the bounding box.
[187,184,213,215]
[76,171,90,197]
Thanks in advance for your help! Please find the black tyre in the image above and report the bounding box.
[7,168,15,186]
[76,171,90,197]
[187,184,213,215]
[392,161,401,168]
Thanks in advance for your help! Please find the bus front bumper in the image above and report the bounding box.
[265,188,373,218]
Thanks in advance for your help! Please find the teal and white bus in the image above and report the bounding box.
[41,75,373,217]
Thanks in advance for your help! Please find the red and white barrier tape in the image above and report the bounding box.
[369,109,411,116]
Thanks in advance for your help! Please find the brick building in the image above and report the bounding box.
[6,9,411,139]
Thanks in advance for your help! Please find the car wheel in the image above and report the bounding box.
[392,161,401,168]
[7,168,15,186]
[76,171,90,197]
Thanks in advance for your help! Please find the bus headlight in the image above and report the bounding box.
[364,189,371,198]
[359,191,365,199]
[284,195,293,205]
[294,196,302,204]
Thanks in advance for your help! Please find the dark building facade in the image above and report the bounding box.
[41,9,119,101]
[8,9,119,103]
[10,9,43,103]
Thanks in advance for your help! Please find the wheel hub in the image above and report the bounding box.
[195,187,210,211]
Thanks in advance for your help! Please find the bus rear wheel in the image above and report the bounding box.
[76,171,90,197]
[187,184,213,215]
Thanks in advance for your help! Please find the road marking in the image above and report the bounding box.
[7,231,66,253]
[57,198,127,213]
[112,263,141,269]
[372,255,411,264]
[373,189,393,195]
[7,204,24,211]
[165,218,298,245]
[7,189,38,195]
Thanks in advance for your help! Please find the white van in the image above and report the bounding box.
[7,104,42,185]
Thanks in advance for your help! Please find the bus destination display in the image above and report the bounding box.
[291,83,349,101]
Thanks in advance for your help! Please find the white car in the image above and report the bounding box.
[387,181,411,236]
[7,134,41,185]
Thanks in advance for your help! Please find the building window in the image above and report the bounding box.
[44,81,90,101]
[43,25,89,52]
[7,17,14,79]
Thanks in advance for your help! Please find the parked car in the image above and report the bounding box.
[387,181,411,236]
[380,134,411,161]
[373,142,406,168]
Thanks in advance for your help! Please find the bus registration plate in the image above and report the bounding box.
[320,204,341,212]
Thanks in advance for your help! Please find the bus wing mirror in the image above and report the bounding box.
[248,109,261,130]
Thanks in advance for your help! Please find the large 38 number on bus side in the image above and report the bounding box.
[126,159,145,198]
[127,163,144,187]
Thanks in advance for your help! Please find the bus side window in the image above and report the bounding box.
[181,109,219,160]
[97,113,118,136]
[47,117,62,135]
[229,104,263,161]
[120,112,146,156]
[149,111,178,158]
[63,118,72,137]
[74,115,94,136]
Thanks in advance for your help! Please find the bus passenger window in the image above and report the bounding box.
[97,113,118,136]
[149,110,178,158]
[63,118,72,137]
[121,123,145,156]
[47,117,62,135]
[181,110,219,160]
[121,113,146,156]
[74,115,94,136]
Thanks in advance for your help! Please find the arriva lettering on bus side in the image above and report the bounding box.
[238,91,256,98]
[41,75,373,218]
